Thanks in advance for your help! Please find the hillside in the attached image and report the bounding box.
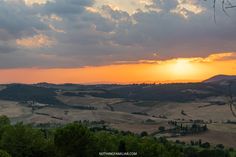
[0,82,235,103]
[0,77,235,148]
[203,75,236,83]
[0,84,64,106]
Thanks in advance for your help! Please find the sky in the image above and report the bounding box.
[0,0,236,84]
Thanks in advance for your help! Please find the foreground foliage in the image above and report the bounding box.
[0,116,234,157]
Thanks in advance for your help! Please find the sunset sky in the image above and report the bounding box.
[0,0,236,84]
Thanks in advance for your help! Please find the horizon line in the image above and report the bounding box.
[0,79,204,85]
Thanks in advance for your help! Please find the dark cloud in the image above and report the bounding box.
[150,0,178,11]
[0,0,235,68]
[0,1,47,37]
[42,0,94,15]
[0,42,16,54]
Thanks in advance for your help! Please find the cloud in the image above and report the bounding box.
[16,34,55,48]
[0,0,236,69]
[93,0,159,15]
[191,52,236,63]
[40,14,63,22]
[50,14,63,21]
[24,0,51,6]
[0,0,48,41]
[170,0,205,18]
[0,42,16,53]
[42,0,94,15]
[113,52,236,65]
[48,24,66,33]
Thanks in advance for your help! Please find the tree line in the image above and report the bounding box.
[0,116,234,157]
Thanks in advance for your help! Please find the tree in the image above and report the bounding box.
[0,116,10,139]
[95,132,118,152]
[199,139,202,145]
[199,149,230,157]
[140,131,148,137]
[118,140,126,155]
[54,123,96,157]
[183,147,198,157]
[0,116,10,127]
[203,0,236,23]
[227,81,236,117]
[216,144,225,149]
[1,123,51,157]
[0,150,11,157]
[158,126,165,132]
[211,0,236,10]
[190,140,195,146]
[200,142,211,148]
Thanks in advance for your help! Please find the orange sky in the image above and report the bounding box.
[0,52,235,84]
[1,0,236,85]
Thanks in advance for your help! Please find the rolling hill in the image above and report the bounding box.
[0,75,236,104]
[203,75,236,83]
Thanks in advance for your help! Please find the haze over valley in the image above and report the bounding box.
[0,75,235,148]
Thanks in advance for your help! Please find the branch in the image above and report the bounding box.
[213,0,216,23]
[225,5,236,9]
[211,0,236,22]
[228,82,236,118]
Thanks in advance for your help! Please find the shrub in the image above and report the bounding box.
[158,126,165,132]
[0,150,11,157]
[140,131,148,137]
[200,142,210,148]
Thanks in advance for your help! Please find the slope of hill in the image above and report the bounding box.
[0,84,64,106]
[203,75,236,83]
[0,78,236,148]
[1,79,235,104]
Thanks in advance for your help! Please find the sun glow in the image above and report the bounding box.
[0,53,235,84]
[172,59,193,75]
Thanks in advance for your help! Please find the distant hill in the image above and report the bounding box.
[203,75,236,83]
[0,84,64,106]
[0,78,236,104]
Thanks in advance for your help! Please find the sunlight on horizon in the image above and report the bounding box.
[169,59,197,77]
[0,52,235,84]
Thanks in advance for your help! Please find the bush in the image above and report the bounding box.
[0,150,11,157]
[176,140,180,144]
[1,123,51,157]
[0,116,10,139]
[216,144,224,149]
[140,131,148,137]
[158,126,165,132]
[0,116,232,157]
[54,123,97,157]
[200,142,210,148]
[0,116,10,127]
[183,147,198,157]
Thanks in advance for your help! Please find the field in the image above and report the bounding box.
[170,129,236,148]
[0,96,235,148]
[0,82,235,148]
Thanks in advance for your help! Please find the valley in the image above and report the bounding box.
[0,75,235,148]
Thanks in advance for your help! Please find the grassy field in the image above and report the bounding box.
[169,130,236,148]
[0,95,235,148]
[0,100,31,118]
[146,99,236,121]
[57,95,123,109]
